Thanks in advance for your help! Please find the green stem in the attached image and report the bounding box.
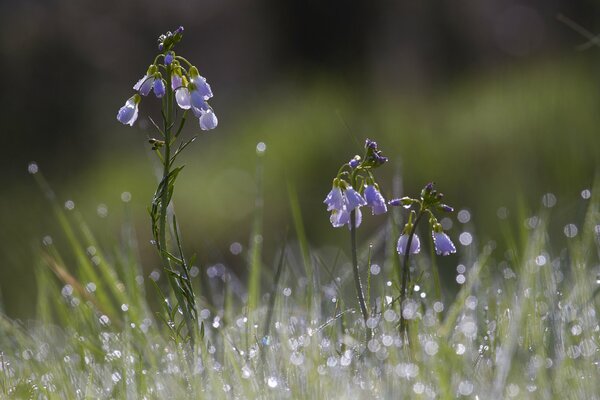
[350,209,372,342]
[156,66,196,346]
[399,209,424,334]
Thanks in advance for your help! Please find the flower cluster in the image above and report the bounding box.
[389,182,456,256]
[117,26,218,131]
[324,139,388,228]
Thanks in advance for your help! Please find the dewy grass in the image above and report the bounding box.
[1,27,600,399]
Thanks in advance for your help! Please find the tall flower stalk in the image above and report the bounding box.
[117,27,217,346]
[324,139,388,341]
[389,182,456,333]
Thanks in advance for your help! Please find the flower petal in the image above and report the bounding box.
[432,232,456,256]
[199,110,218,130]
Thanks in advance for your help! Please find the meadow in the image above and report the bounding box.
[1,25,599,399]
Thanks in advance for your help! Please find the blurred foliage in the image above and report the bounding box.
[1,57,598,317]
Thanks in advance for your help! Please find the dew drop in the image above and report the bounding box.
[267,376,278,388]
[458,380,474,396]
[256,142,267,154]
[459,232,472,246]
[111,372,122,383]
[121,192,132,202]
[542,193,557,208]
[96,204,108,218]
[27,162,38,174]
[230,242,242,255]
[370,264,381,275]
[564,224,578,238]
[581,189,591,199]
[64,200,75,210]
[457,210,471,223]
[99,315,111,326]
[283,287,292,297]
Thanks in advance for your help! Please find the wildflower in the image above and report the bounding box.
[397,233,420,255]
[164,52,174,65]
[344,187,366,210]
[188,66,213,111]
[153,75,166,98]
[432,228,456,256]
[349,156,360,169]
[199,109,218,130]
[116,94,140,126]
[324,186,344,211]
[133,73,155,96]
[330,207,350,228]
[171,73,191,110]
[364,185,387,215]
[133,66,164,98]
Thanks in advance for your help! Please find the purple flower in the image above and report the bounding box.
[171,74,191,110]
[153,77,166,98]
[164,52,174,65]
[364,185,387,215]
[365,139,377,149]
[330,207,350,228]
[344,187,366,210]
[117,95,140,126]
[324,187,344,211]
[432,231,456,256]
[349,158,360,169]
[397,233,420,255]
[171,73,183,90]
[133,74,155,96]
[199,109,218,130]
[188,66,213,108]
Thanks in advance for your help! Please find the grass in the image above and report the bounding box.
[0,156,598,398]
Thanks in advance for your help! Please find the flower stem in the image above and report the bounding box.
[399,210,423,334]
[350,209,372,342]
[156,67,196,346]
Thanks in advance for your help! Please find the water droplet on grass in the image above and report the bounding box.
[256,142,267,154]
[457,210,471,223]
[459,232,473,246]
[283,287,292,297]
[267,376,278,388]
[121,192,132,202]
[28,162,38,174]
[458,380,473,396]
[370,264,381,275]
[97,204,108,218]
[564,224,578,238]
[542,193,556,208]
[581,189,591,199]
[64,200,75,210]
[229,242,242,254]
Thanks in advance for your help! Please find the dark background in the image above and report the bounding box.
[1,0,599,317]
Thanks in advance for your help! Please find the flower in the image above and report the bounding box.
[199,109,218,130]
[364,185,387,215]
[397,233,420,255]
[324,186,344,211]
[116,94,141,126]
[153,76,166,98]
[330,207,350,228]
[344,187,366,210]
[164,52,174,65]
[133,73,155,96]
[325,185,364,229]
[188,66,213,110]
[171,73,191,110]
[432,231,456,256]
